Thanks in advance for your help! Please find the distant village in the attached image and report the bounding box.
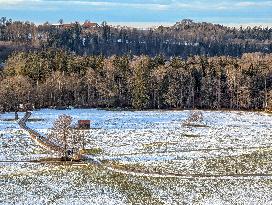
[52,21,99,29]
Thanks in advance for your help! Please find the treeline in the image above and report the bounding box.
[1,18,272,63]
[0,49,271,111]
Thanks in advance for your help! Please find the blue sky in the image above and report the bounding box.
[0,0,272,27]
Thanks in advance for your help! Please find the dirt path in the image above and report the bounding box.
[104,165,272,179]
[2,158,272,179]
[18,111,64,153]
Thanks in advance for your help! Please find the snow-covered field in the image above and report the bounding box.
[1,109,272,204]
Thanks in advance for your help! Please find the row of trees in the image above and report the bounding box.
[0,49,271,111]
[1,18,272,63]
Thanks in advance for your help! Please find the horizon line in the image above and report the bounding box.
[3,17,272,29]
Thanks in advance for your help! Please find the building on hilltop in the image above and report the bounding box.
[52,21,98,30]
[52,23,76,29]
[82,21,99,29]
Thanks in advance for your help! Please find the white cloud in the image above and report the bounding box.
[0,0,44,10]
[235,1,272,7]
[0,0,40,5]
[63,1,170,10]
[0,0,170,11]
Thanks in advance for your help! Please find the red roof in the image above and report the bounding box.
[83,22,98,28]
[62,24,74,29]
[52,23,74,29]
[78,120,91,124]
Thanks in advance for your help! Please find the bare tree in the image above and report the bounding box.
[47,114,84,160]
[183,111,204,126]
[58,19,64,25]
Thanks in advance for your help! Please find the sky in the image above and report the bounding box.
[0,0,272,27]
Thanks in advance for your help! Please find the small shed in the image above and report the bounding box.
[78,120,91,129]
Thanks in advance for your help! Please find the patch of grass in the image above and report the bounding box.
[0,118,44,122]
[105,161,168,176]
[114,143,131,147]
[30,149,50,155]
[183,134,200,138]
[80,148,103,155]
[0,119,16,122]
[33,157,63,162]
[27,118,45,122]
[16,163,163,204]
[108,161,147,172]
[183,123,209,128]
[203,147,272,174]
[264,110,272,115]
[12,130,24,135]
[85,165,163,204]
[143,141,178,148]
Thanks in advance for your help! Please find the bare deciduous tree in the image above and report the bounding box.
[47,114,85,160]
[183,111,204,126]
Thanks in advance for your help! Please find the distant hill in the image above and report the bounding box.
[0,17,272,62]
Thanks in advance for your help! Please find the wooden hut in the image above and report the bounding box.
[78,120,91,129]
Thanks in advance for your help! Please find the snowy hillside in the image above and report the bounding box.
[1,109,272,204]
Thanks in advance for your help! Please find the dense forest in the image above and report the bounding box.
[1,17,272,63]
[0,50,271,111]
[0,17,272,112]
